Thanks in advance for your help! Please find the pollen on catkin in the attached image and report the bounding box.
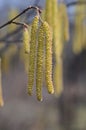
[36,24,44,101]
[23,25,30,54]
[42,21,54,94]
[28,16,39,95]
[0,59,4,107]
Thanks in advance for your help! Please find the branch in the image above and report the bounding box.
[0,6,42,29]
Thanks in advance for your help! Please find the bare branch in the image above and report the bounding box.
[0,6,42,29]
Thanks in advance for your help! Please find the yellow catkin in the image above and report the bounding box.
[53,4,65,96]
[23,25,30,54]
[72,5,84,54]
[43,22,54,94]
[41,9,45,20]
[8,9,18,32]
[82,4,86,49]
[59,3,69,42]
[54,11,64,58]
[54,59,63,96]
[45,0,53,26]
[1,44,17,73]
[52,0,58,41]
[73,3,86,53]
[28,16,39,95]
[83,19,86,49]
[36,24,44,101]
[19,45,29,73]
[20,27,31,72]
[0,59,4,106]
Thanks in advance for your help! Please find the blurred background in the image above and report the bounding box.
[0,0,86,130]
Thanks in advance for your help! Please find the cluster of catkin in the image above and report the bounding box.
[23,15,54,101]
[44,0,69,96]
[72,2,86,54]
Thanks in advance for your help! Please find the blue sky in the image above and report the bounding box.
[0,0,35,8]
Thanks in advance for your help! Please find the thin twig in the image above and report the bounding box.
[11,21,29,28]
[0,6,41,29]
[12,21,25,26]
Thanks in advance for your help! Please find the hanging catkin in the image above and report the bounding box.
[54,59,63,96]
[20,46,29,73]
[28,16,39,95]
[0,59,4,107]
[72,5,83,54]
[82,4,86,49]
[59,2,69,42]
[83,19,86,49]
[45,0,53,26]
[42,22,54,94]
[36,24,44,101]
[23,25,30,54]
[8,9,18,32]
[53,3,65,96]
[1,44,17,73]
[52,0,58,42]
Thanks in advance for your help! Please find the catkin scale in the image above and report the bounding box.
[36,24,44,101]
[28,16,39,95]
[0,59,4,107]
[23,26,30,54]
[43,22,54,94]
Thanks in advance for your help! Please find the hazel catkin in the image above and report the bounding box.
[52,0,58,41]
[0,59,4,107]
[23,25,30,54]
[19,45,28,72]
[54,58,63,96]
[72,5,85,54]
[59,3,69,42]
[42,22,54,94]
[45,0,53,26]
[73,16,82,54]
[36,24,44,101]
[28,16,39,95]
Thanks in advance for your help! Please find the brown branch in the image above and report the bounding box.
[0,6,42,29]
[11,22,29,29]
